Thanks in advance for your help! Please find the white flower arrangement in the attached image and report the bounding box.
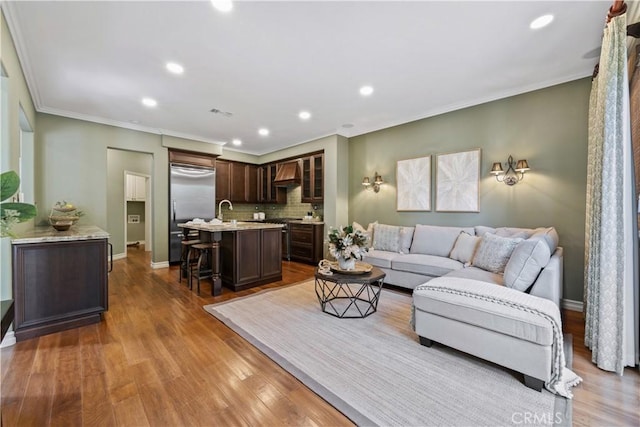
[327,225,369,261]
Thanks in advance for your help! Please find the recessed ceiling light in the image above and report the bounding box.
[232,138,242,146]
[166,62,184,74]
[359,85,374,96]
[298,111,311,120]
[258,128,270,136]
[141,97,157,107]
[530,14,553,30]
[211,0,233,13]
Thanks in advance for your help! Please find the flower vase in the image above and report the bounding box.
[337,256,356,271]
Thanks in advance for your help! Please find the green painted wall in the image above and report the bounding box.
[35,114,170,264]
[349,78,590,302]
[126,201,146,243]
[106,148,152,255]
[0,10,37,300]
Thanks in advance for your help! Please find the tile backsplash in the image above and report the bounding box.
[222,185,323,221]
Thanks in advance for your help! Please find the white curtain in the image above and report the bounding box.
[584,12,639,374]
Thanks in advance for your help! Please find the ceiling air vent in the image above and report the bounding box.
[209,108,233,118]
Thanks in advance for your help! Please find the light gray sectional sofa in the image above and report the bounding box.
[356,222,563,390]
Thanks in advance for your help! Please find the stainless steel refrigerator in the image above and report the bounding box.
[169,163,216,264]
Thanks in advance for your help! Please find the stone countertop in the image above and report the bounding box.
[178,221,284,232]
[287,220,324,225]
[11,225,110,244]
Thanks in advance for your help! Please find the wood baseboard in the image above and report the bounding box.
[561,299,583,312]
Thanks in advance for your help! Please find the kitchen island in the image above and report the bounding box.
[11,225,110,341]
[179,221,284,294]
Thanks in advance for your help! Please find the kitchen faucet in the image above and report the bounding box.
[217,199,233,220]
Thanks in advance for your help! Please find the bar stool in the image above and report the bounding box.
[189,242,220,295]
[179,238,201,284]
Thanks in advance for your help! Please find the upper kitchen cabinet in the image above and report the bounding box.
[125,174,146,201]
[169,149,216,168]
[216,160,259,203]
[259,164,286,204]
[301,152,324,203]
[215,159,231,202]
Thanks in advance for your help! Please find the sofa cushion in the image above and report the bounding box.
[444,266,504,286]
[353,221,377,248]
[530,227,559,254]
[363,249,400,269]
[449,232,481,264]
[495,227,535,239]
[399,226,415,254]
[410,225,475,257]
[373,224,401,252]
[472,233,523,274]
[504,238,551,292]
[413,283,553,346]
[474,225,496,237]
[392,254,463,277]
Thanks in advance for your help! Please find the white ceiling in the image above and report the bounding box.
[2,1,617,155]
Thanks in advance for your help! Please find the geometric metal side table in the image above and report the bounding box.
[314,266,386,318]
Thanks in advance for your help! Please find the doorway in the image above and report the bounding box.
[106,148,153,260]
[124,171,152,256]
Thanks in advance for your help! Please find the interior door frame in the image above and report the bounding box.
[123,170,152,257]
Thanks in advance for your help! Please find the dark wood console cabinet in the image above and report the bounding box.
[12,238,109,341]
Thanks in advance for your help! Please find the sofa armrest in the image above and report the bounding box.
[528,247,563,307]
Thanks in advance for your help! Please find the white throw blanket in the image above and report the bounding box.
[412,277,582,398]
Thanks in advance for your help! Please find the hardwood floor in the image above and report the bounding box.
[1,246,638,426]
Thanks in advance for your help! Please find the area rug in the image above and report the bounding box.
[204,280,572,426]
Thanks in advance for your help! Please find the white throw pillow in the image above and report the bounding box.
[399,226,415,254]
[353,221,377,248]
[373,223,401,252]
[472,233,523,274]
[503,238,551,291]
[410,225,475,257]
[449,232,481,264]
[474,226,496,237]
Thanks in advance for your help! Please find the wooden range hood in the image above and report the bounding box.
[273,161,301,186]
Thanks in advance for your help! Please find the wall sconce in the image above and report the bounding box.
[362,172,383,192]
[490,155,530,186]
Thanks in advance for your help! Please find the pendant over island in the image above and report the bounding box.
[179,221,284,294]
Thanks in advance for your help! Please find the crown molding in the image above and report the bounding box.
[38,106,225,146]
[2,1,43,109]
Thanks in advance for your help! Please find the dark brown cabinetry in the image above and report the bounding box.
[216,160,259,203]
[169,149,216,168]
[259,164,287,204]
[216,159,231,201]
[219,228,282,290]
[301,153,324,203]
[289,222,324,264]
[12,238,109,341]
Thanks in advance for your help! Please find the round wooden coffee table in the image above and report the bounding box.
[314,266,386,318]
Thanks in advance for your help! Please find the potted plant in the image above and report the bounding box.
[1,171,37,237]
[327,225,369,270]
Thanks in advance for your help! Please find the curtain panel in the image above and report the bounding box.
[584,13,639,374]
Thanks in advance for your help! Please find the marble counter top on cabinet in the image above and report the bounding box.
[287,220,325,225]
[178,221,284,232]
[11,225,110,244]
